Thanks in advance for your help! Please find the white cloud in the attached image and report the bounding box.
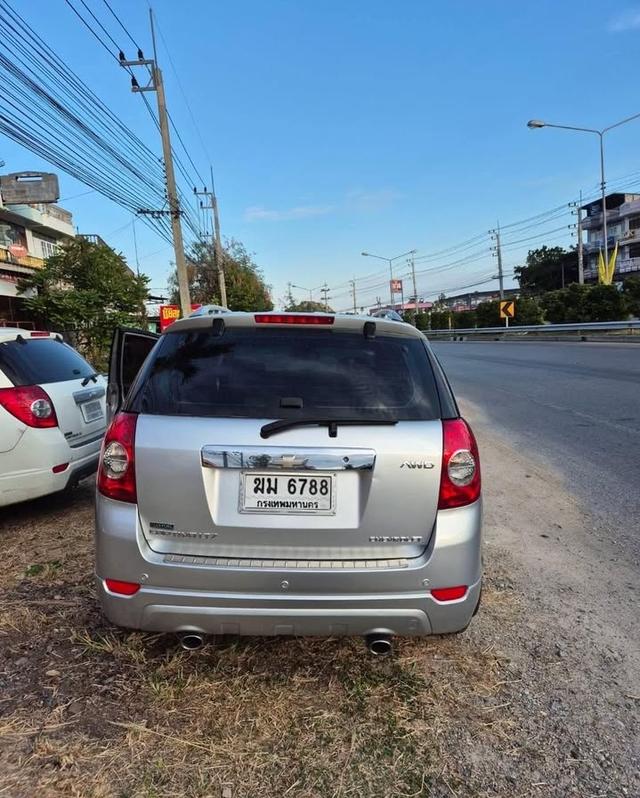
[346,188,402,213]
[244,204,334,222]
[608,9,640,32]
[243,188,401,222]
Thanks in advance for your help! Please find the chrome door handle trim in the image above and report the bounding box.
[201,446,376,471]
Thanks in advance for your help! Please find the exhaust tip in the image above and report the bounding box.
[365,634,393,656]
[178,632,205,651]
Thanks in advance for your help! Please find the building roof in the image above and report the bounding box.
[581,192,640,212]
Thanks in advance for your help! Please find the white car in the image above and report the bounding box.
[0,328,107,507]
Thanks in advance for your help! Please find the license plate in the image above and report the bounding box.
[240,472,336,514]
[80,398,104,424]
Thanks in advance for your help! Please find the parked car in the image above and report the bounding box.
[96,312,482,654]
[0,328,107,507]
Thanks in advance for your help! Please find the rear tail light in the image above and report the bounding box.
[431,585,468,602]
[0,385,58,428]
[29,331,51,337]
[254,313,334,325]
[97,412,138,503]
[438,418,481,509]
[105,579,140,596]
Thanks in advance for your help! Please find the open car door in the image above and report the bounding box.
[107,327,159,422]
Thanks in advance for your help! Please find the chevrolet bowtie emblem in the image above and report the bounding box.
[272,454,308,468]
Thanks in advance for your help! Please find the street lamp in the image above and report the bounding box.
[361,249,417,306]
[527,112,640,270]
[291,283,315,301]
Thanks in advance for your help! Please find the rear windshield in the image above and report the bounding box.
[129,328,441,420]
[0,338,95,386]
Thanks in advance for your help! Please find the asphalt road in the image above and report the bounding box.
[432,340,640,566]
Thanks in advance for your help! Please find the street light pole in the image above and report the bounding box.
[291,284,314,301]
[527,112,640,270]
[361,249,417,308]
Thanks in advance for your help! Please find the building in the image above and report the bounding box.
[581,192,640,281]
[0,197,75,324]
[438,287,519,312]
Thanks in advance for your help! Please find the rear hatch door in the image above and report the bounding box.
[0,334,107,446]
[128,318,444,562]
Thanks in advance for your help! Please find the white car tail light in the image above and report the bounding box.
[0,385,58,428]
[98,412,138,503]
[438,418,481,509]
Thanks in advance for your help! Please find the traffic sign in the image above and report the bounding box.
[499,300,515,319]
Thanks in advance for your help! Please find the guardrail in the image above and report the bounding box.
[427,320,640,337]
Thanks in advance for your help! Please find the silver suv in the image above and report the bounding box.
[96,312,482,653]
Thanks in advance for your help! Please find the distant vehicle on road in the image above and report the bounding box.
[0,328,107,507]
[96,312,482,654]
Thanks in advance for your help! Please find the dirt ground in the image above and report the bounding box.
[0,403,638,798]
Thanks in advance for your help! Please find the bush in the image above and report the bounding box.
[623,277,640,317]
[415,312,430,331]
[452,310,477,329]
[541,284,627,323]
[430,310,451,330]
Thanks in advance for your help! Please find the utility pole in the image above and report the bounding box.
[194,172,227,307]
[350,279,357,313]
[132,216,140,277]
[491,224,504,299]
[410,254,418,325]
[577,190,584,284]
[321,283,330,311]
[121,10,191,317]
[210,166,226,307]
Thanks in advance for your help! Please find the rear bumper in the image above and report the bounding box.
[97,578,481,637]
[95,496,483,637]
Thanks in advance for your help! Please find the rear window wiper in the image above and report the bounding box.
[260,417,398,439]
[81,372,100,386]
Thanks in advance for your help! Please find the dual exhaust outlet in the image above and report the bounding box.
[177,631,393,656]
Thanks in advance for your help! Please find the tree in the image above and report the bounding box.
[18,238,148,369]
[514,246,579,294]
[170,237,273,311]
[285,299,333,313]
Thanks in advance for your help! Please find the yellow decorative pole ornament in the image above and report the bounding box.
[598,250,607,284]
[606,242,618,285]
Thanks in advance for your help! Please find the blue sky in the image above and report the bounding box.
[4,0,640,309]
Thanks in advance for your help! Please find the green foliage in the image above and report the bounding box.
[474,300,500,327]
[623,276,640,317]
[18,238,148,369]
[430,310,451,330]
[414,312,430,331]
[541,283,627,323]
[474,296,543,327]
[284,299,333,313]
[170,238,273,311]
[452,310,477,329]
[514,246,578,294]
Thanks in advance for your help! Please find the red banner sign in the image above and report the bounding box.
[159,304,202,332]
[390,279,403,293]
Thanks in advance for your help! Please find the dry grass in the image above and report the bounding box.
[0,486,521,798]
